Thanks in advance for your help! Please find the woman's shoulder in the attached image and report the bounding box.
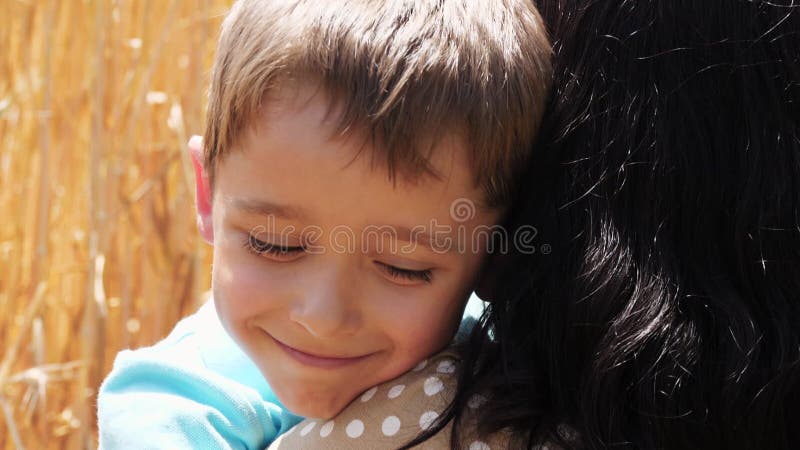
[268,347,515,449]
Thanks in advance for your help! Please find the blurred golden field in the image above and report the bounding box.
[1,1,233,448]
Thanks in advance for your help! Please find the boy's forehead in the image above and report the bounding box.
[235,81,485,202]
[256,79,467,144]
[217,82,499,231]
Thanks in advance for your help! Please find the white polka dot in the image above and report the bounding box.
[382,416,401,436]
[469,441,491,450]
[346,419,364,438]
[360,386,378,402]
[271,433,288,448]
[423,376,444,396]
[468,394,488,409]
[299,421,316,436]
[387,384,405,399]
[437,359,456,373]
[320,420,334,437]
[412,359,428,371]
[419,411,438,430]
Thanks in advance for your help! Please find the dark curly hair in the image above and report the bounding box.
[403,0,799,448]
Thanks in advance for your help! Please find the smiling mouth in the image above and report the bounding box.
[267,334,374,369]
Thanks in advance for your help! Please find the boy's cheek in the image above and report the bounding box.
[212,255,287,319]
[381,286,466,350]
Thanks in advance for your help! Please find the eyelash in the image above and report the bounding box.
[243,233,433,283]
[376,262,433,284]
[243,234,304,259]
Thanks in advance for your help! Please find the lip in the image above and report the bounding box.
[268,334,374,369]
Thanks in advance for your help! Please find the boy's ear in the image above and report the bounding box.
[188,135,214,245]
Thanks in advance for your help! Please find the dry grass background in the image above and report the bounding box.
[1,1,234,448]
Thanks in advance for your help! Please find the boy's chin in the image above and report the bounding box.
[279,389,354,420]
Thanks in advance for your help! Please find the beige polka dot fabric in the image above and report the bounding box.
[267,347,513,449]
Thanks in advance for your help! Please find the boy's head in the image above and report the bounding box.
[190,0,550,418]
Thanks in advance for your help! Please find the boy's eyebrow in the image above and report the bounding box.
[230,197,309,220]
[390,225,455,253]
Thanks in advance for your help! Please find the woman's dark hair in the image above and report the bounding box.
[403,0,799,448]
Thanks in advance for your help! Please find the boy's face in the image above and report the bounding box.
[192,84,500,419]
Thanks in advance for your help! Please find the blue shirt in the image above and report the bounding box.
[97,294,485,449]
[97,299,302,449]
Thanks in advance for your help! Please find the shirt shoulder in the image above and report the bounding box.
[97,298,301,449]
[268,347,510,450]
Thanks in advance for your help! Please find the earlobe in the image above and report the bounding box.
[188,135,214,245]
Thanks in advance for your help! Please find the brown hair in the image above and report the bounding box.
[204,0,551,207]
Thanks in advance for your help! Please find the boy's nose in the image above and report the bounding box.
[288,264,361,338]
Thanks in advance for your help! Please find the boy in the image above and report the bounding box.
[97,0,551,448]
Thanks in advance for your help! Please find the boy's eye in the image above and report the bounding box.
[243,234,304,260]
[375,261,433,285]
